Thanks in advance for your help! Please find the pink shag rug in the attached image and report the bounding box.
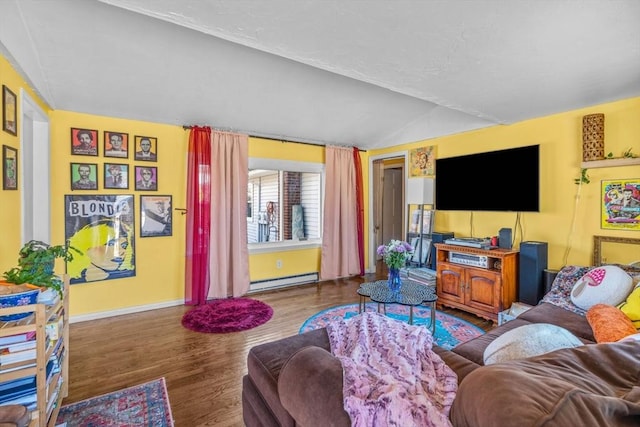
[56,377,173,426]
[181,297,273,333]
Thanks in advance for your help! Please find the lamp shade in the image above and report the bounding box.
[407,177,434,204]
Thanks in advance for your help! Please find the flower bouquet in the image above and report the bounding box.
[377,239,414,291]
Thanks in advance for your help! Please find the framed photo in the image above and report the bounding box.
[2,145,18,190]
[135,166,157,191]
[104,131,129,158]
[64,194,136,284]
[104,163,129,189]
[409,145,436,177]
[71,128,98,156]
[70,162,98,190]
[601,179,640,231]
[2,85,17,136]
[410,236,432,265]
[134,135,157,161]
[140,195,172,237]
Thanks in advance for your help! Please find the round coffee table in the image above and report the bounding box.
[357,279,437,335]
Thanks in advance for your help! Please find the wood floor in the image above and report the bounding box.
[64,271,494,426]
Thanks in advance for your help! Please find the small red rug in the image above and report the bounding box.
[56,377,173,426]
[181,297,273,333]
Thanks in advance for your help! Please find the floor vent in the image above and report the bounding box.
[249,273,318,292]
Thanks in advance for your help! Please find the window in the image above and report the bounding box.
[247,159,323,246]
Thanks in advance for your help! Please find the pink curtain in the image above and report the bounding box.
[320,146,362,280]
[185,128,250,303]
[184,126,212,305]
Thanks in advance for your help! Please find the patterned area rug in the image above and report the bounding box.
[181,297,273,333]
[56,378,173,427]
[300,303,485,350]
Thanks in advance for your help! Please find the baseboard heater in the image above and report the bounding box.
[249,273,318,292]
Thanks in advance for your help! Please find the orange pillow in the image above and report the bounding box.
[586,303,637,343]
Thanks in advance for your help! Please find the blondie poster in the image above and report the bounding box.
[65,195,136,284]
[601,179,640,231]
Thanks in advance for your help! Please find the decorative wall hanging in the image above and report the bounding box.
[134,135,157,161]
[409,146,436,177]
[601,179,640,231]
[582,113,605,161]
[70,162,98,190]
[104,163,129,189]
[64,194,136,284]
[2,145,18,190]
[140,195,172,237]
[71,128,99,156]
[135,166,157,190]
[2,85,17,136]
[104,131,129,158]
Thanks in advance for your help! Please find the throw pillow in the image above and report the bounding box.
[570,265,633,310]
[540,265,591,315]
[618,285,640,328]
[586,304,637,343]
[483,323,583,365]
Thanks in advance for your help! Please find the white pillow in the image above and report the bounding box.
[483,323,583,365]
[570,265,633,310]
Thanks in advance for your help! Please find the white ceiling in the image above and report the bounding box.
[1,0,639,150]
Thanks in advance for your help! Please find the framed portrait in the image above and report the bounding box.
[134,135,157,162]
[71,127,99,156]
[135,166,157,191]
[409,145,436,177]
[104,131,129,158]
[140,195,172,237]
[601,179,640,231]
[104,163,129,189]
[2,85,17,136]
[64,194,136,284]
[70,162,98,190]
[2,145,18,190]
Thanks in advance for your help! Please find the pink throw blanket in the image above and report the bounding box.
[326,312,457,427]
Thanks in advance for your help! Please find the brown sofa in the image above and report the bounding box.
[242,289,640,426]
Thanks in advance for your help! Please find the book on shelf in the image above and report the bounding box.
[0,359,55,405]
[0,339,36,354]
[0,348,36,365]
[0,331,36,347]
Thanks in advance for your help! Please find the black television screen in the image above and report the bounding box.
[435,145,540,212]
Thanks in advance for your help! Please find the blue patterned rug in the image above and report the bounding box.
[57,378,173,426]
[300,303,485,350]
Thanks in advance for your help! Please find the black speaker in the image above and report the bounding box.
[498,228,512,249]
[519,241,548,305]
[429,231,454,270]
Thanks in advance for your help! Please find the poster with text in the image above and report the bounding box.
[65,194,136,284]
[601,179,640,231]
[409,146,436,177]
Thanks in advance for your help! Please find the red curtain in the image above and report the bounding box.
[353,147,365,276]
[184,126,211,305]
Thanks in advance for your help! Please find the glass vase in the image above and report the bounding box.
[388,267,402,292]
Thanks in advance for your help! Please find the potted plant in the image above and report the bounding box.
[2,240,82,298]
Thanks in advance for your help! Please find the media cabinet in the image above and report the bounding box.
[435,243,519,322]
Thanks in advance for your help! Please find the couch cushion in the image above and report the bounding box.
[483,323,583,365]
[518,302,596,342]
[451,341,640,427]
[453,318,531,365]
[586,303,637,343]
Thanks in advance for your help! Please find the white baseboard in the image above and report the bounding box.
[249,273,318,293]
[70,299,184,323]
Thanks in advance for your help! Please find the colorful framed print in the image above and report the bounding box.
[70,162,98,190]
[104,131,129,158]
[104,163,129,189]
[71,128,99,156]
[134,135,157,161]
[2,145,18,190]
[601,179,640,231]
[409,146,436,177]
[135,166,157,191]
[2,85,17,136]
[64,194,136,284]
[140,195,172,237]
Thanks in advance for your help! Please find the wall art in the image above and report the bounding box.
[2,85,17,136]
[71,127,99,156]
[140,195,172,237]
[104,163,129,189]
[601,179,640,231]
[2,145,18,190]
[70,162,98,190]
[134,135,157,161]
[104,131,129,158]
[64,194,136,284]
[135,165,157,190]
[409,145,436,177]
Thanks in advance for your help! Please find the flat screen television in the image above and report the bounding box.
[435,145,540,212]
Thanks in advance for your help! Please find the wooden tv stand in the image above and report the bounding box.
[435,243,519,322]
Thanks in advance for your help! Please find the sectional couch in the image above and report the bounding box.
[242,265,640,426]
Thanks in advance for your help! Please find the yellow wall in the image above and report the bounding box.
[369,97,640,269]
